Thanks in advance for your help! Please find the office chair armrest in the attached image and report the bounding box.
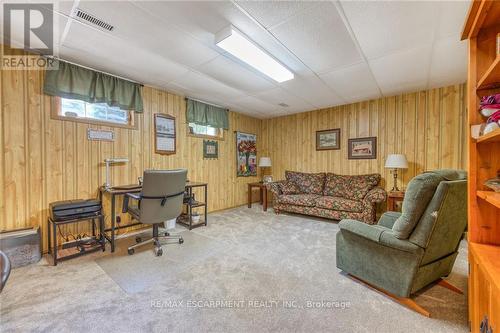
[122,192,142,213]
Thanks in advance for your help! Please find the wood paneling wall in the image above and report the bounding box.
[0,68,262,251]
[261,84,467,191]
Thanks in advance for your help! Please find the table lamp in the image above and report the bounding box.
[258,157,272,183]
[104,158,129,189]
[385,154,408,192]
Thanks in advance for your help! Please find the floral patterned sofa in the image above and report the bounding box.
[267,171,387,224]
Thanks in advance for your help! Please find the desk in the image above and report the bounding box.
[99,182,208,252]
[247,182,268,211]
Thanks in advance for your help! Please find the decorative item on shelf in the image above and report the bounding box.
[258,157,272,183]
[316,128,340,150]
[154,113,176,154]
[478,94,500,136]
[203,140,218,159]
[348,137,377,159]
[485,171,500,192]
[104,158,128,189]
[236,131,257,177]
[385,154,408,192]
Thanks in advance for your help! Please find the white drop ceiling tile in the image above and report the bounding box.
[436,0,471,39]
[61,22,190,84]
[197,55,276,93]
[340,1,439,60]
[251,88,315,112]
[428,37,467,88]
[72,1,220,68]
[270,2,362,73]
[235,0,320,29]
[232,96,280,114]
[170,71,246,101]
[369,45,432,96]
[320,62,381,103]
[280,74,345,109]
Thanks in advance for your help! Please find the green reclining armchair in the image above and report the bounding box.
[336,169,467,316]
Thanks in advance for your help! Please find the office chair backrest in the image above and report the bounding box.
[140,169,187,224]
[408,170,467,266]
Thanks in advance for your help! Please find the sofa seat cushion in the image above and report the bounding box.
[316,196,364,213]
[285,171,325,195]
[278,194,320,207]
[324,173,380,200]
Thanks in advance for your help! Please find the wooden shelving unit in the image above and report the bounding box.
[476,128,500,143]
[462,1,500,331]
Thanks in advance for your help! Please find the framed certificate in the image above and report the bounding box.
[154,113,176,154]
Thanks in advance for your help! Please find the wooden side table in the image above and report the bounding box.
[248,182,268,211]
[387,191,405,212]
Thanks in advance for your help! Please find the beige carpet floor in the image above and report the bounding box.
[0,206,468,332]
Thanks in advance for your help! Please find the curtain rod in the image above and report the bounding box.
[185,97,227,110]
[43,55,144,87]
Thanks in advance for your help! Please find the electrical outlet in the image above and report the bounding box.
[116,216,121,223]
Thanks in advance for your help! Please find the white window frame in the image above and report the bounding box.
[187,122,224,140]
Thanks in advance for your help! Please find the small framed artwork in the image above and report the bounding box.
[154,113,176,154]
[348,137,377,159]
[316,128,340,150]
[203,140,218,159]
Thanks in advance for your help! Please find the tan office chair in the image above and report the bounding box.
[122,169,187,256]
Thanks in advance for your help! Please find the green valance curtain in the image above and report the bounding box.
[186,98,229,130]
[43,59,143,112]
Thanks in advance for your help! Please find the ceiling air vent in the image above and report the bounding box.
[278,103,289,107]
[74,9,114,32]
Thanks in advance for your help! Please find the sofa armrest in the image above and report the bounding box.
[339,219,422,254]
[266,181,283,197]
[363,186,387,204]
[377,211,402,229]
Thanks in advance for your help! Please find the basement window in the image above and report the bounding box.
[188,123,224,139]
[53,97,136,128]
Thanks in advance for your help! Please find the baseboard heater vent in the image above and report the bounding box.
[74,9,114,32]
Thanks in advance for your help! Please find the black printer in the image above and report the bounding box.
[49,199,102,221]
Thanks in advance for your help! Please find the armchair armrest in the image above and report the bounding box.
[377,211,402,229]
[339,219,422,254]
[363,186,387,204]
[266,181,283,197]
[122,192,142,213]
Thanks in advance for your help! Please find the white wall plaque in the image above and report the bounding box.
[87,128,114,141]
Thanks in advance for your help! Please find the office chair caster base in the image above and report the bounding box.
[164,232,170,237]
[128,248,135,255]
[154,247,163,256]
[179,238,184,244]
[135,237,142,243]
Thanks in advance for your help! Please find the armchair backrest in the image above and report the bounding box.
[409,175,467,265]
[139,169,187,224]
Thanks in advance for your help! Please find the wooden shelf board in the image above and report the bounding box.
[477,55,500,90]
[469,242,500,292]
[476,128,500,143]
[477,190,500,209]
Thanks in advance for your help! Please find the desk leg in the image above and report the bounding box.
[263,189,267,212]
[259,188,263,205]
[100,215,105,251]
[52,221,57,266]
[47,218,51,255]
[111,194,116,252]
[204,184,208,226]
[248,185,252,208]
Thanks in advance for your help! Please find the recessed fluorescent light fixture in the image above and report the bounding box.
[215,25,294,83]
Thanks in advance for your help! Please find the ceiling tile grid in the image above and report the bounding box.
[34,0,470,119]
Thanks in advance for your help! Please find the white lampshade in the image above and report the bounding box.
[385,154,408,169]
[258,157,272,167]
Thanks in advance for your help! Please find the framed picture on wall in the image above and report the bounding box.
[236,131,257,177]
[316,128,340,150]
[203,140,218,159]
[154,113,176,154]
[348,137,377,159]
